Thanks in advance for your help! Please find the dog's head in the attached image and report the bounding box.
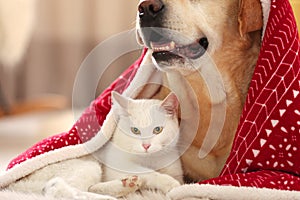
[136,0,263,72]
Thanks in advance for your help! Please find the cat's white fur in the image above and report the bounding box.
[7,92,183,199]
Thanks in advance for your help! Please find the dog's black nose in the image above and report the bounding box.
[138,0,164,19]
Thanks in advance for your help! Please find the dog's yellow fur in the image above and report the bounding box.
[137,0,262,181]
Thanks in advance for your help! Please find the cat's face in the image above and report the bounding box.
[111,92,179,154]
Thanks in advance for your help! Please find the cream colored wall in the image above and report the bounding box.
[24,0,140,101]
[1,0,140,108]
[35,0,138,42]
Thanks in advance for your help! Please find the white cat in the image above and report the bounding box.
[7,92,183,199]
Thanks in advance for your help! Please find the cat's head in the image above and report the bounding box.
[111,91,179,154]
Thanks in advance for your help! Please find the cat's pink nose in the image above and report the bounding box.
[142,144,151,150]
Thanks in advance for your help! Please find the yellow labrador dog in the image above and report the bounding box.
[136,0,263,182]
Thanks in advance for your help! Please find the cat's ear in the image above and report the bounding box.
[111,91,130,115]
[160,93,179,116]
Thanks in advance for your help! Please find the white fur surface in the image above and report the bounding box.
[0,0,36,66]
[4,185,300,200]
[0,190,171,200]
[168,184,300,200]
[0,190,57,200]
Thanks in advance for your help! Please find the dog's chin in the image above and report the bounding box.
[151,50,204,74]
[151,51,186,70]
[153,51,183,61]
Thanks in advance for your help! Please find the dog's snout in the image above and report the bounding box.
[138,0,164,19]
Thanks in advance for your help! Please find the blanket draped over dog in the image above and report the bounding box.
[1,0,300,199]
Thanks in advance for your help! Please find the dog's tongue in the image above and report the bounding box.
[150,41,205,59]
[178,42,206,59]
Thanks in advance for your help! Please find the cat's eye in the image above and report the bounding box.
[131,127,141,135]
[153,126,164,134]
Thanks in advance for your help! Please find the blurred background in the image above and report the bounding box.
[0,0,140,170]
[0,0,299,171]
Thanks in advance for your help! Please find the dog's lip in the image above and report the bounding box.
[150,39,206,60]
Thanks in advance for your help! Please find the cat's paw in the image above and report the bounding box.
[43,177,116,200]
[89,175,141,197]
[156,174,181,194]
[43,177,74,198]
[121,175,141,191]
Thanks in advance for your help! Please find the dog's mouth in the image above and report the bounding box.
[139,28,209,63]
[151,37,208,62]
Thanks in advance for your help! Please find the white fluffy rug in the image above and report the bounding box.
[0,190,169,200]
[0,190,206,200]
[0,190,56,200]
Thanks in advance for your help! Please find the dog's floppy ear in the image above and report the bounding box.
[238,0,263,37]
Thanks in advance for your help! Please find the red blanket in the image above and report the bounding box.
[200,0,300,190]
